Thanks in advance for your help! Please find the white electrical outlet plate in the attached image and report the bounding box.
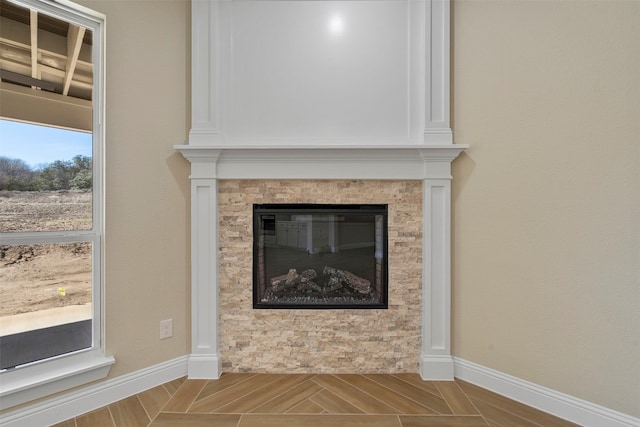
[160,319,173,339]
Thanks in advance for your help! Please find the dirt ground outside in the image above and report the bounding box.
[0,191,92,318]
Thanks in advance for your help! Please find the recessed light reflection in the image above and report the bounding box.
[328,14,344,35]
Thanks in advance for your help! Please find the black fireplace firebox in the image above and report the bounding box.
[253,204,388,309]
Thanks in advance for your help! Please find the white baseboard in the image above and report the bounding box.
[454,357,640,427]
[0,355,188,427]
[187,353,221,379]
[3,355,637,427]
[419,354,455,380]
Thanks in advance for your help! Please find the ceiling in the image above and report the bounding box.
[0,0,93,102]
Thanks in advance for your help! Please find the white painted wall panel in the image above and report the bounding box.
[226,1,409,140]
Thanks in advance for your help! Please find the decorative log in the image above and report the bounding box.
[322,266,371,294]
[341,270,371,294]
[271,269,300,292]
[270,274,288,292]
[322,266,340,278]
[297,280,322,292]
[285,269,300,287]
[300,269,318,280]
[326,276,343,291]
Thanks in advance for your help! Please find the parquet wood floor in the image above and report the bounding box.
[52,374,582,427]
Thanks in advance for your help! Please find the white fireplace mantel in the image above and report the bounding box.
[177,0,466,381]
[174,144,466,180]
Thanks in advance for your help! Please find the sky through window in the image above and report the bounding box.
[0,119,92,169]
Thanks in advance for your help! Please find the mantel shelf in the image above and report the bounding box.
[174,143,467,151]
[174,144,468,180]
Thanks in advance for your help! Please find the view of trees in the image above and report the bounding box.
[0,155,92,191]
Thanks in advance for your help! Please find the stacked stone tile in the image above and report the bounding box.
[218,180,422,373]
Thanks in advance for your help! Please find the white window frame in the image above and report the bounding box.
[0,0,113,410]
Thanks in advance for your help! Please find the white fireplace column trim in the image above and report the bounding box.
[183,149,222,378]
[188,178,221,379]
[424,0,451,142]
[420,179,453,380]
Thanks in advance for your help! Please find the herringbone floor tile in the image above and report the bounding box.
[52,374,583,426]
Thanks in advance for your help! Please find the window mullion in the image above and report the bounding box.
[0,232,99,246]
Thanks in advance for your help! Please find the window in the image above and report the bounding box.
[0,0,112,409]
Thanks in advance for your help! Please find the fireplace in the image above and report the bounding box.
[176,0,466,380]
[253,204,388,309]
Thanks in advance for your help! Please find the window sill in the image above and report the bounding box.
[0,349,115,410]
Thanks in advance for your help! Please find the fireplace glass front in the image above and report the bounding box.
[253,204,388,309]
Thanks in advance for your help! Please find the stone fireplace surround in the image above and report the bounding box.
[176,146,465,380]
[221,180,417,371]
[176,0,467,381]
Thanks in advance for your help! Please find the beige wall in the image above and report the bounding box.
[76,0,192,377]
[451,0,640,417]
